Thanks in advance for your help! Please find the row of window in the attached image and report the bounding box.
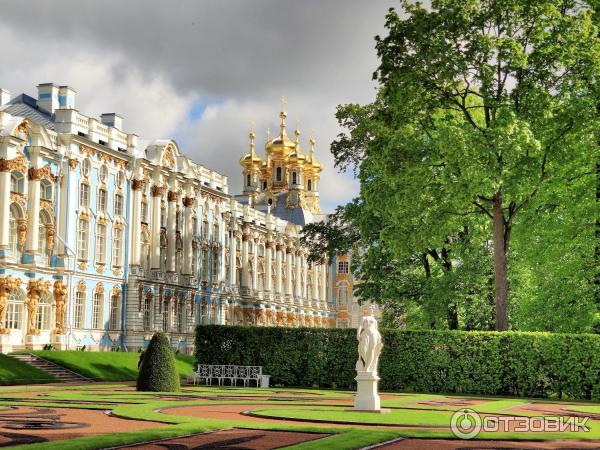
[246,169,316,191]
[10,171,53,200]
[80,158,125,188]
[79,183,124,216]
[77,219,123,266]
[141,296,187,333]
[72,290,120,330]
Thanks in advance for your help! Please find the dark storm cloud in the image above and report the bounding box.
[0,0,397,210]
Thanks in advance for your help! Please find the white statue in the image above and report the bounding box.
[356,305,383,374]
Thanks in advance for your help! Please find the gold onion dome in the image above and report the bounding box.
[288,129,307,163]
[265,111,296,153]
[240,130,262,166]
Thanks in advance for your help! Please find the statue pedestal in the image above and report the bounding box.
[25,334,44,350]
[0,334,12,353]
[53,334,67,350]
[354,371,381,411]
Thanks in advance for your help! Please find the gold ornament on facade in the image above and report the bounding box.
[131,178,145,191]
[46,226,55,264]
[13,119,29,141]
[167,190,179,202]
[68,159,79,171]
[151,185,164,197]
[78,261,88,270]
[183,197,195,208]
[53,280,68,334]
[96,263,105,273]
[17,221,27,253]
[26,279,50,335]
[162,145,176,169]
[0,276,21,334]
[0,155,27,174]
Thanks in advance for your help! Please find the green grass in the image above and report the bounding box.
[30,351,195,381]
[0,353,56,385]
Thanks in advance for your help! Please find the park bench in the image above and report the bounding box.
[187,364,269,387]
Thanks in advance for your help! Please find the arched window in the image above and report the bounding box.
[292,171,297,185]
[79,182,90,207]
[258,245,265,257]
[92,289,103,329]
[40,179,52,200]
[143,292,152,331]
[276,166,282,181]
[81,158,91,177]
[113,228,123,267]
[99,164,108,182]
[9,204,21,256]
[114,193,124,216]
[162,299,170,331]
[77,219,89,261]
[10,171,24,194]
[95,223,106,264]
[35,292,52,330]
[337,282,349,305]
[213,222,219,242]
[176,235,183,272]
[202,248,209,281]
[246,174,251,187]
[38,211,52,263]
[307,179,312,191]
[73,289,85,328]
[257,263,265,292]
[97,188,108,212]
[212,250,219,283]
[109,292,120,330]
[6,289,25,330]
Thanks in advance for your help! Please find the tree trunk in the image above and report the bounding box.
[492,192,509,331]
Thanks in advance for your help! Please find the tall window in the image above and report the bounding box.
[307,179,312,191]
[81,158,91,177]
[10,171,24,194]
[40,179,52,200]
[162,300,170,331]
[73,290,85,328]
[160,233,167,272]
[143,294,152,331]
[141,232,150,272]
[276,166,282,181]
[109,293,119,330]
[99,165,108,182]
[113,228,123,267]
[35,292,51,330]
[338,261,349,274]
[8,205,19,256]
[211,251,219,283]
[38,212,51,263]
[97,188,107,212]
[95,224,106,263]
[79,183,90,207]
[92,291,103,329]
[202,249,209,281]
[6,289,24,330]
[141,201,148,223]
[246,173,251,186]
[337,282,348,305]
[177,301,186,333]
[77,219,89,260]
[213,223,219,242]
[176,236,183,272]
[292,171,297,184]
[114,193,124,216]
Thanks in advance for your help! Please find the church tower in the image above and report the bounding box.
[239,130,262,206]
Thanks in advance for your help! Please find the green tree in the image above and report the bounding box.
[316,0,600,331]
[136,332,180,392]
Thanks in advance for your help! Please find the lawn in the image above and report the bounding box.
[0,353,57,385]
[30,350,195,381]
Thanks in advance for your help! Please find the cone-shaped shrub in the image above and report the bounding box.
[136,332,180,392]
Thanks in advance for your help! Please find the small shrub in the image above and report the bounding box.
[137,332,180,392]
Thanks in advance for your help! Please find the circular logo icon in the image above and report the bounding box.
[450,408,482,439]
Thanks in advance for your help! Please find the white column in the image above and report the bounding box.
[26,152,42,254]
[150,182,163,270]
[241,227,250,289]
[129,178,143,266]
[285,245,293,299]
[229,226,237,286]
[312,263,319,304]
[294,252,302,300]
[275,240,283,296]
[166,189,177,272]
[265,239,273,294]
[252,238,258,291]
[182,194,194,274]
[0,167,11,249]
[320,258,327,305]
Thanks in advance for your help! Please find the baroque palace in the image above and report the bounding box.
[0,83,366,353]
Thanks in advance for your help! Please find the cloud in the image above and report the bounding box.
[0,0,396,211]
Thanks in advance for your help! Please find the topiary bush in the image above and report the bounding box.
[137,332,180,392]
[195,325,600,399]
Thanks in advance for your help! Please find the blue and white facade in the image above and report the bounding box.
[0,83,338,354]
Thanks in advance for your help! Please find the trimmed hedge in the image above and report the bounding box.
[137,332,180,392]
[195,325,600,400]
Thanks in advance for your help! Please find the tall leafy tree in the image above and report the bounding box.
[323,0,600,330]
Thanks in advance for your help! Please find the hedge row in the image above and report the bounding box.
[195,325,600,399]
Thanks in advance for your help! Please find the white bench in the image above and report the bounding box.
[188,364,266,387]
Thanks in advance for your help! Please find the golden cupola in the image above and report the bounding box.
[288,129,307,165]
[240,130,262,168]
[265,110,296,156]
[308,137,323,173]
[241,130,262,203]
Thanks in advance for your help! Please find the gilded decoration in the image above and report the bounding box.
[78,261,88,270]
[13,119,29,141]
[26,279,51,335]
[76,280,86,292]
[45,226,55,264]
[183,197,195,208]
[0,155,27,174]
[162,145,176,169]
[0,276,21,334]
[94,283,105,295]
[53,280,68,334]
[96,263,105,273]
[28,165,55,182]
[131,178,145,191]
[151,185,164,197]
[17,221,27,252]
[68,159,79,171]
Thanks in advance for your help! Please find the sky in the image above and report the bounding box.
[0,0,397,212]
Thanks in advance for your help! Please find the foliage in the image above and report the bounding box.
[137,332,181,392]
[0,353,56,385]
[302,0,600,331]
[32,350,194,382]
[196,325,600,399]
